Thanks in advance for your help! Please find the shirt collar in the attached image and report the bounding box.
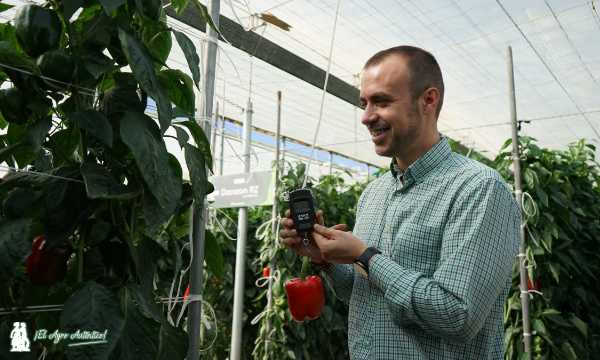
[389,136,451,184]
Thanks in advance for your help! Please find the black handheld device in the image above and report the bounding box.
[288,188,316,237]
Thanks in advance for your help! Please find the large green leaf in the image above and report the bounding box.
[46,128,80,165]
[0,41,35,72]
[204,230,223,277]
[141,19,172,66]
[70,110,114,147]
[0,218,32,281]
[120,111,181,222]
[129,283,161,323]
[81,162,139,199]
[4,117,51,167]
[157,321,188,360]
[158,69,194,116]
[192,0,220,35]
[172,30,200,88]
[142,189,171,234]
[570,315,588,338]
[99,0,125,14]
[0,3,13,12]
[61,282,124,360]
[110,288,160,360]
[118,29,172,133]
[135,237,162,304]
[43,166,88,247]
[25,116,52,151]
[82,50,116,79]
[173,126,189,148]
[61,0,84,20]
[171,0,190,15]
[184,144,208,204]
[2,187,42,219]
[177,120,212,172]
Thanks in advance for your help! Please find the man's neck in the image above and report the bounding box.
[394,132,441,172]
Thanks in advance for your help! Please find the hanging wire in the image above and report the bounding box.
[542,0,598,86]
[0,62,96,97]
[495,0,600,142]
[302,0,343,188]
[0,166,85,184]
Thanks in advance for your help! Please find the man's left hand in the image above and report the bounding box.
[312,224,368,264]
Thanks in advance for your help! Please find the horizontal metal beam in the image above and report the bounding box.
[165,3,361,107]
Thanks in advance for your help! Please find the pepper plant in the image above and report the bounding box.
[498,137,600,359]
[0,0,218,358]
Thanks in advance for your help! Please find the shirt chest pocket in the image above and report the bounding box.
[390,223,442,276]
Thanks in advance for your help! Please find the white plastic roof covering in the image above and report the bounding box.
[181,0,600,168]
[3,0,600,180]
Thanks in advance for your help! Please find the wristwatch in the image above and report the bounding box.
[354,247,381,277]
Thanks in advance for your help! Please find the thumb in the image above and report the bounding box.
[316,210,324,226]
[331,223,348,232]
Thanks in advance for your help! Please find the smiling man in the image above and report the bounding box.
[280,46,521,359]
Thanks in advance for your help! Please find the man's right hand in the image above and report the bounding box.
[279,209,348,264]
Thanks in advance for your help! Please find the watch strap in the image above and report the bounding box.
[355,247,381,275]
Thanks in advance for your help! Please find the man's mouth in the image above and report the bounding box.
[370,125,390,141]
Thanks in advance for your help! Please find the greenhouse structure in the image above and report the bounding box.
[0,0,599,359]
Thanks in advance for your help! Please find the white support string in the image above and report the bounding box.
[157,295,218,352]
[302,0,343,188]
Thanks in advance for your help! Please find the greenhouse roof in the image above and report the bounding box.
[169,0,600,168]
[2,0,600,172]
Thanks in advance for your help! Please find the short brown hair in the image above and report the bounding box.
[364,46,444,117]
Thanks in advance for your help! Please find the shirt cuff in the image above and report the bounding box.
[368,254,422,310]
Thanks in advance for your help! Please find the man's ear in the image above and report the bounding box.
[421,87,440,117]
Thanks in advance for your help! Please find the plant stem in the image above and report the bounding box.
[300,256,310,279]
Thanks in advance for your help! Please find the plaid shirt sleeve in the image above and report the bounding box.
[322,263,355,303]
[368,177,520,342]
[321,184,374,303]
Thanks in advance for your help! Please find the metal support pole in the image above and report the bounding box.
[508,46,531,357]
[187,1,220,359]
[329,151,333,176]
[281,137,286,174]
[211,102,219,155]
[265,91,283,354]
[230,98,253,360]
[219,114,226,176]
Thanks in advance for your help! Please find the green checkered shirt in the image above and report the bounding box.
[323,137,520,359]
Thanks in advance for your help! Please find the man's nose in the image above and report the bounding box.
[361,106,377,126]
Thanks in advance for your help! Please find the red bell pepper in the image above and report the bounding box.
[284,257,325,322]
[26,235,71,286]
[527,277,541,291]
[262,265,270,278]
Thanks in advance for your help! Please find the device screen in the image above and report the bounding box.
[294,200,311,214]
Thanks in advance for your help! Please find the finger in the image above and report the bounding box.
[281,217,295,229]
[313,223,335,238]
[311,230,329,248]
[280,237,300,247]
[279,228,298,238]
[316,210,324,226]
[331,223,348,231]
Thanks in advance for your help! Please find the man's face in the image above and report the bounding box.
[359,56,424,158]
